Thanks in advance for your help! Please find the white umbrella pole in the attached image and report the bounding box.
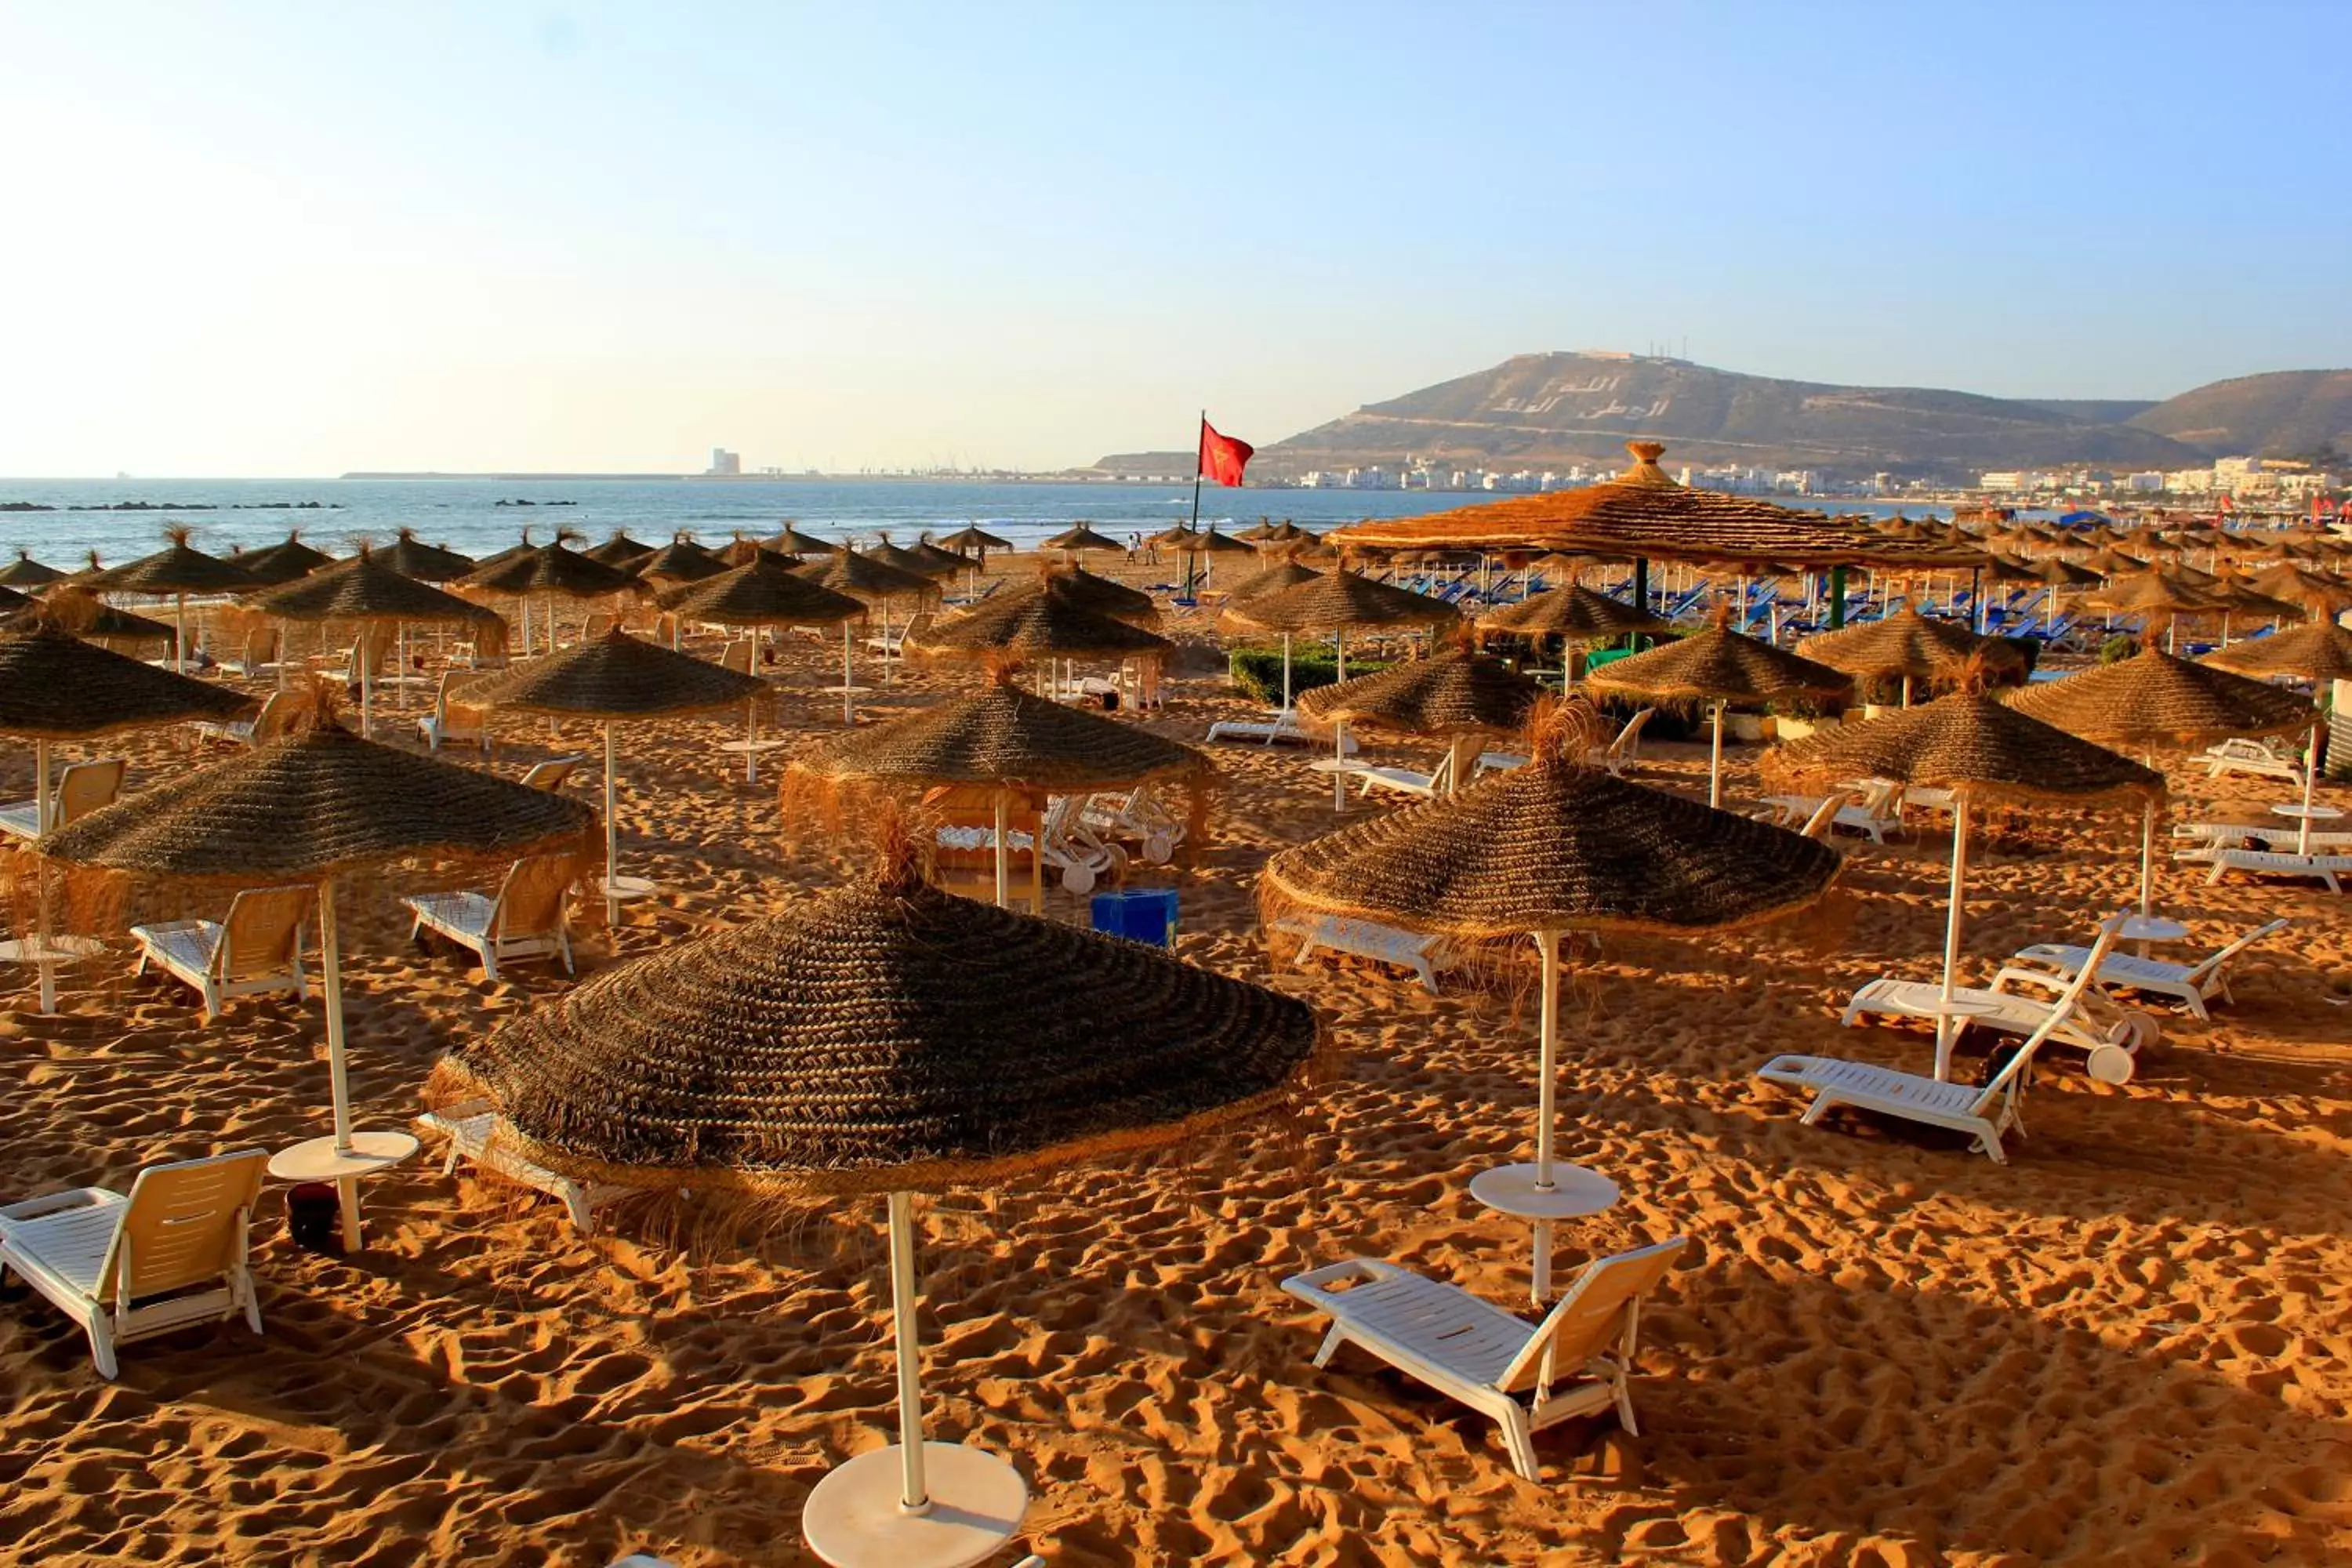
[887,1190,931,1512]
[361,655,374,739]
[1330,630,1348,813]
[2140,798,2156,918]
[2301,722,2321,855]
[993,791,1010,909]
[604,720,621,928]
[1281,632,1292,713]
[1532,929,1561,1302]
[1935,799,1971,1083]
[743,702,760,784]
[1708,699,1726,809]
[33,739,55,1014]
[318,877,363,1250]
[841,622,855,725]
[176,592,189,671]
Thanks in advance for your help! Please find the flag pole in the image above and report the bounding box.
[1185,410,1206,600]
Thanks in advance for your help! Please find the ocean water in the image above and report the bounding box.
[0,476,1933,572]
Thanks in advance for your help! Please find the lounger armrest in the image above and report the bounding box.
[0,1185,122,1229]
[1280,1258,1397,1311]
[1989,965,2068,998]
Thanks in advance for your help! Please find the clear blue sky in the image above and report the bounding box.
[3,1,2347,475]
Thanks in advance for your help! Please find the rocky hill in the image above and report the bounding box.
[2128,370,2352,459]
[1252,353,2209,481]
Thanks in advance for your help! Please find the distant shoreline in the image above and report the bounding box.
[334,470,1187,485]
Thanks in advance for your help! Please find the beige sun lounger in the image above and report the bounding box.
[2199,848,2350,894]
[0,757,126,842]
[1205,710,1359,752]
[130,884,313,1021]
[416,1103,636,1232]
[2197,735,2306,788]
[402,853,578,982]
[1283,1238,1689,1481]
[1757,920,2120,1163]
[416,670,492,754]
[0,1149,269,1378]
[1842,971,2154,1084]
[1354,746,1461,803]
[1586,707,1653,775]
[1274,913,1457,993]
[2009,916,2288,1019]
[193,688,296,750]
[1079,782,1186,866]
[1760,778,1903,844]
[518,754,587,793]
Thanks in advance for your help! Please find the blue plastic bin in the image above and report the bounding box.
[1090,887,1178,948]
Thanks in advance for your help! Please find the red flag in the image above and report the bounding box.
[1199,419,1253,487]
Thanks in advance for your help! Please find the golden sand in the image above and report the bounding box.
[2,560,2347,1566]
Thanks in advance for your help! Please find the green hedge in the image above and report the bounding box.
[1228,648,1390,704]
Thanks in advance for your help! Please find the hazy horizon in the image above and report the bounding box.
[6,2,2347,478]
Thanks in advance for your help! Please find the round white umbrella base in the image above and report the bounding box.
[803,1443,1027,1568]
[601,874,661,900]
[267,1129,420,1183]
[0,935,105,964]
[1470,1162,1621,1221]
[717,739,790,755]
[2114,914,2190,943]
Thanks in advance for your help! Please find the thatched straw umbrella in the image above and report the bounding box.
[2204,620,2352,853]
[462,630,768,923]
[0,583,27,616]
[1219,572,1460,808]
[1220,558,1323,608]
[88,526,257,670]
[376,528,477,584]
[659,553,869,739]
[867,541,960,582]
[1168,526,1254,594]
[768,524,837,558]
[1584,622,1853,808]
[1040,522,1124,562]
[230,531,336,587]
[1767,693,2160,1079]
[1296,650,1544,797]
[40,705,596,1247]
[906,582,1174,705]
[0,620,256,1011]
[583,531,658,569]
[1264,702,1836,1298]
[1039,565,1156,626]
[246,550,506,736]
[0,551,65,590]
[797,549,944,693]
[1797,604,2023,706]
[1477,583,1678,688]
[2244,561,2352,619]
[631,533,731,592]
[458,537,637,655]
[790,679,1215,905]
[4,590,175,651]
[935,524,1011,557]
[432,844,1316,1566]
[2009,647,2317,902]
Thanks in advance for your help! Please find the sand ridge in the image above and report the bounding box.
[0,557,2348,1566]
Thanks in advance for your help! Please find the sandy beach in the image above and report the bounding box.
[2,557,2349,1567]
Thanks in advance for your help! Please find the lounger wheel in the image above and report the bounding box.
[2116,1011,2160,1052]
[2085,1043,2135,1085]
[1142,829,1174,866]
[1060,863,1095,895]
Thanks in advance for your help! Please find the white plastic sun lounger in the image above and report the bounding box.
[1078,782,1186,866]
[1205,710,1358,753]
[416,1104,636,1232]
[0,757,127,841]
[130,884,314,1022]
[1586,707,1654,776]
[1756,920,2121,1163]
[1355,747,1461,803]
[0,1149,269,1378]
[1760,779,1904,844]
[2174,822,2352,852]
[1282,1238,1688,1481]
[193,690,295,750]
[2197,736,2307,788]
[2200,848,2350,894]
[2008,916,2288,1019]
[401,853,578,982]
[1841,972,2154,1084]
[1274,913,1457,993]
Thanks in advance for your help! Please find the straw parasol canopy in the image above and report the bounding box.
[2078,546,2152,578]
[230,531,336,586]
[768,524,837,557]
[2203,618,2352,684]
[792,677,1215,902]
[376,528,477,583]
[1584,622,1853,805]
[657,550,867,628]
[2000,554,2103,588]
[1766,691,2161,1078]
[462,630,771,918]
[433,842,1316,1559]
[1796,604,2024,696]
[2244,562,2352,615]
[935,525,1011,555]
[38,706,597,1243]
[458,536,638,600]
[245,547,504,628]
[632,533,732,585]
[1478,583,1677,641]
[0,620,254,742]
[903,541,971,575]
[1297,650,1544,791]
[1327,444,1985,568]
[905,584,1175,664]
[1216,570,1457,638]
[1221,559,1325,604]
[1038,566,1156,626]
[0,583,27,615]
[0,550,64,588]
[88,528,256,597]
[1040,523,1124,557]
[1263,700,1835,1295]
[4,593,172,646]
[2006,646,2318,897]
[1181,527,1256,557]
[584,531,658,568]
[868,541,961,580]
[1149,524,1205,550]
[796,547,943,605]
